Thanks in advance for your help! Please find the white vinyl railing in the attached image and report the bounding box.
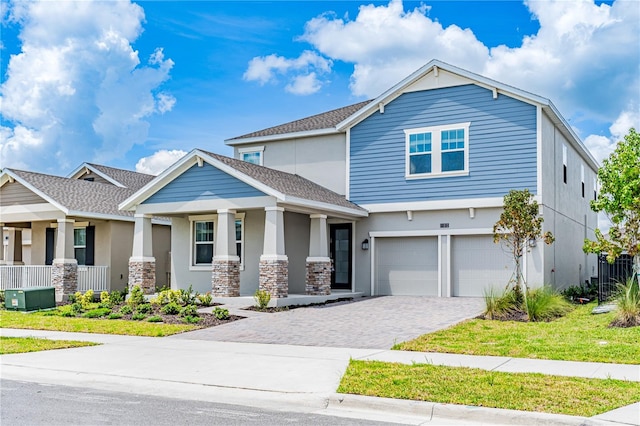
[78,266,110,293]
[0,265,109,293]
[0,265,52,290]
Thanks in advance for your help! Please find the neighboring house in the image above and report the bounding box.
[120,60,598,298]
[0,163,170,300]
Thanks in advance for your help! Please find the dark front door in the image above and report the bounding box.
[330,223,352,290]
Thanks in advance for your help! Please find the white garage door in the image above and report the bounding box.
[451,235,514,297]
[375,237,438,296]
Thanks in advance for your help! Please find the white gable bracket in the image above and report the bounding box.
[433,65,439,77]
[492,88,498,99]
[196,156,204,167]
[378,103,385,114]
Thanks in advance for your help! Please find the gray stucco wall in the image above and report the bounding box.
[109,221,131,292]
[234,133,347,195]
[152,224,171,289]
[540,112,597,289]
[284,211,311,294]
[239,209,265,295]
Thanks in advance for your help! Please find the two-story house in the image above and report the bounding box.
[120,60,598,300]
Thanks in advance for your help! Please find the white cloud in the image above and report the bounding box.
[0,0,174,173]
[135,149,187,175]
[246,0,638,157]
[243,50,332,95]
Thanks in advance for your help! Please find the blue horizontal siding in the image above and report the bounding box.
[143,163,265,204]
[349,84,537,204]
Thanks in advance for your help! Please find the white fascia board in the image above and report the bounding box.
[361,197,507,213]
[119,149,203,211]
[0,204,66,222]
[280,195,368,218]
[336,59,551,132]
[369,228,494,238]
[225,128,340,146]
[2,170,69,215]
[135,197,277,215]
[66,211,136,223]
[544,103,599,171]
[66,163,126,187]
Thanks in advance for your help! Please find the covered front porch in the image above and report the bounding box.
[120,149,368,298]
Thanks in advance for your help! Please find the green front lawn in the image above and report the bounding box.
[394,304,640,364]
[0,336,98,354]
[338,360,640,416]
[0,310,197,337]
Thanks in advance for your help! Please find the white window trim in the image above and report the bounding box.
[188,213,246,271]
[238,146,265,166]
[404,122,470,179]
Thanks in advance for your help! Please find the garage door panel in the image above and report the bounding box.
[452,235,514,297]
[376,237,438,296]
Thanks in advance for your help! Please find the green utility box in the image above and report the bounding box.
[5,287,56,311]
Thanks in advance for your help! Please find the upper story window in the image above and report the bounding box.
[581,164,585,198]
[239,146,264,166]
[405,123,470,179]
[562,144,568,184]
[593,176,597,200]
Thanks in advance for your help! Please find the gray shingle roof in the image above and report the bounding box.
[199,150,366,213]
[9,169,136,218]
[228,100,371,141]
[86,163,155,191]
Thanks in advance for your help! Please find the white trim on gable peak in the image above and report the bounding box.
[67,163,126,188]
[1,170,69,215]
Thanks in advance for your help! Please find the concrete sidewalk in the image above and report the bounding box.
[1,328,638,425]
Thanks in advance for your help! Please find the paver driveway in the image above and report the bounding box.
[170,296,484,349]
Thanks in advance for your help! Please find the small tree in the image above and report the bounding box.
[583,128,640,280]
[493,189,555,292]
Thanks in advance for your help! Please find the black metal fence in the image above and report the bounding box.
[597,254,635,304]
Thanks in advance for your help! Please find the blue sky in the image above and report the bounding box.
[1,0,637,175]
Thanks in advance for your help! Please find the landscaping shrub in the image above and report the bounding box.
[525,287,572,321]
[147,315,163,323]
[108,313,123,320]
[561,281,598,303]
[482,285,571,322]
[182,315,201,324]
[100,291,111,307]
[254,289,271,311]
[127,285,145,308]
[161,302,180,315]
[136,303,153,314]
[213,307,229,320]
[180,304,198,317]
[197,292,213,306]
[0,290,5,304]
[71,302,84,315]
[57,305,77,317]
[82,308,111,319]
[109,289,125,305]
[131,312,146,321]
[179,285,197,306]
[611,277,640,328]
[119,305,133,315]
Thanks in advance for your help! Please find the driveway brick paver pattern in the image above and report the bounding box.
[170,296,485,349]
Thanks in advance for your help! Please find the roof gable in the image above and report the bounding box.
[68,163,155,190]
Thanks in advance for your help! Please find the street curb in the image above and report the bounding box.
[328,394,622,425]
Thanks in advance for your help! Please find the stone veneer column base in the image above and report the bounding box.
[128,261,156,295]
[259,259,288,298]
[305,260,332,295]
[212,260,240,297]
[52,261,78,302]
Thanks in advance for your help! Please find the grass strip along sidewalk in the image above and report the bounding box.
[338,360,640,417]
[0,310,197,337]
[393,304,640,364]
[1,336,98,354]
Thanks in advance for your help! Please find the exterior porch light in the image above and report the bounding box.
[361,239,369,250]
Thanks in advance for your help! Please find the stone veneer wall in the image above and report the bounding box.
[305,260,331,295]
[212,260,240,297]
[259,259,288,298]
[128,261,156,295]
[52,261,78,302]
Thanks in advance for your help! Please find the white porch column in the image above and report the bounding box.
[306,214,331,295]
[259,206,288,298]
[52,219,77,301]
[128,214,156,294]
[212,209,240,297]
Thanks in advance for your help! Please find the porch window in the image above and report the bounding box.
[74,228,86,265]
[194,221,214,265]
